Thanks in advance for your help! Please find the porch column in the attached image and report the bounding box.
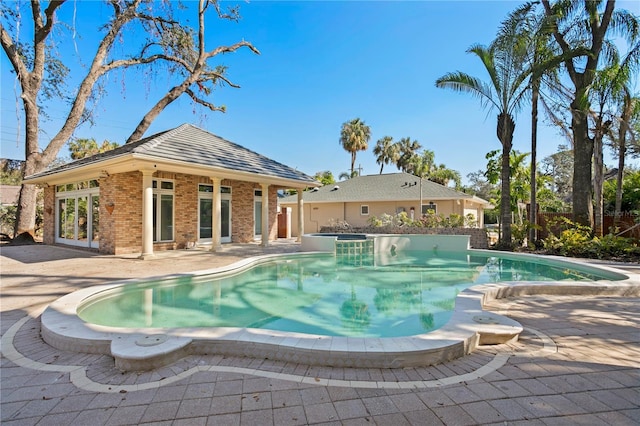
[261,183,270,247]
[210,177,222,251]
[297,189,304,242]
[140,170,155,259]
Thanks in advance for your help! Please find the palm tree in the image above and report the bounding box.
[429,165,462,189]
[408,149,435,178]
[338,170,359,180]
[436,42,529,247]
[494,2,561,246]
[373,136,398,174]
[339,118,371,176]
[395,137,422,173]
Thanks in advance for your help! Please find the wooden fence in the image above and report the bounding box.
[536,212,640,240]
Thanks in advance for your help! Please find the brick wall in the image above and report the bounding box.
[45,171,283,254]
[111,171,142,255]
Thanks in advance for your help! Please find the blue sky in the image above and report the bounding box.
[2,0,639,184]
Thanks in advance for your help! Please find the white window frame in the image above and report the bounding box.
[153,179,174,242]
[55,180,100,248]
[360,205,369,215]
[198,184,232,244]
[422,202,437,215]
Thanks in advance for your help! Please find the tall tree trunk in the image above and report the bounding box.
[497,112,514,246]
[614,140,625,221]
[571,98,594,228]
[14,80,44,236]
[350,152,356,175]
[615,90,632,221]
[529,79,539,246]
[593,133,604,237]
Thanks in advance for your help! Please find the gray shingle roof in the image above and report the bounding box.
[26,124,317,184]
[280,172,487,203]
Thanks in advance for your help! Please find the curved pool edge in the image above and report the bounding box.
[41,252,640,372]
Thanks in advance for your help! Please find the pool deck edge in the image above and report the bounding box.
[40,251,639,372]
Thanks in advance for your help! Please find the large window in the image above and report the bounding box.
[153,180,174,242]
[55,180,99,248]
[422,203,437,215]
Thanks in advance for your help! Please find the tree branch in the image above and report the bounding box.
[103,53,181,72]
[185,88,225,111]
[201,71,240,88]
[204,39,260,60]
[0,25,29,83]
[41,0,143,164]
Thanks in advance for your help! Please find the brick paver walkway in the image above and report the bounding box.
[1,244,638,425]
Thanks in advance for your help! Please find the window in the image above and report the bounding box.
[422,203,437,215]
[55,180,100,248]
[254,189,262,236]
[153,179,174,242]
[360,205,369,215]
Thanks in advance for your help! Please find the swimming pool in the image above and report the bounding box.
[76,251,624,338]
[41,238,636,371]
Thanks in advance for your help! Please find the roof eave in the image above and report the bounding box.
[24,153,320,189]
[23,154,137,185]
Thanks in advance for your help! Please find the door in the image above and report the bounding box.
[221,199,231,243]
[198,184,232,244]
[198,198,213,242]
[55,182,100,249]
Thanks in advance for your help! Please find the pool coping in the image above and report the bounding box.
[40,250,640,372]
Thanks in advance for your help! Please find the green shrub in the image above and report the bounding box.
[542,217,639,260]
[366,211,473,229]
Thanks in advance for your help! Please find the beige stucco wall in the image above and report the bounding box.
[281,200,478,237]
[282,199,483,237]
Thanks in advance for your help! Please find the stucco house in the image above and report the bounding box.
[24,124,319,257]
[279,172,491,236]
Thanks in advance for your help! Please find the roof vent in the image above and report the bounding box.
[332,185,340,191]
[310,187,319,192]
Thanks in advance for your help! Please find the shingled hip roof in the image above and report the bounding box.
[25,124,318,187]
[279,172,490,205]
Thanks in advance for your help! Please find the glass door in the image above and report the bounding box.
[198,184,232,244]
[221,199,231,243]
[198,198,213,242]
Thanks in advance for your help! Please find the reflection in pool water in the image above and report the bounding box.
[78,251,622,338]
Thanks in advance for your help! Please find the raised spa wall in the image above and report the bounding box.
[318,226,490,249]
[301,233,471,253]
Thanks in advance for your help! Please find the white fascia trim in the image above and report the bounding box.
[130,154,319,189]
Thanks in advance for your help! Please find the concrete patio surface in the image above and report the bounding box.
[1,242,639,425]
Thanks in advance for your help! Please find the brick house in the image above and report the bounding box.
[24,124,318,257]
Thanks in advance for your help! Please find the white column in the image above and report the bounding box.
[210,177,222,251]
[261,183,269,247]
[297,189,304,242]
[140,170,155,259]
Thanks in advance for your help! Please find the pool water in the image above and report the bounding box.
[78,251,621,337]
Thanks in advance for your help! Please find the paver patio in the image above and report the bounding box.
[1,243,639,425]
